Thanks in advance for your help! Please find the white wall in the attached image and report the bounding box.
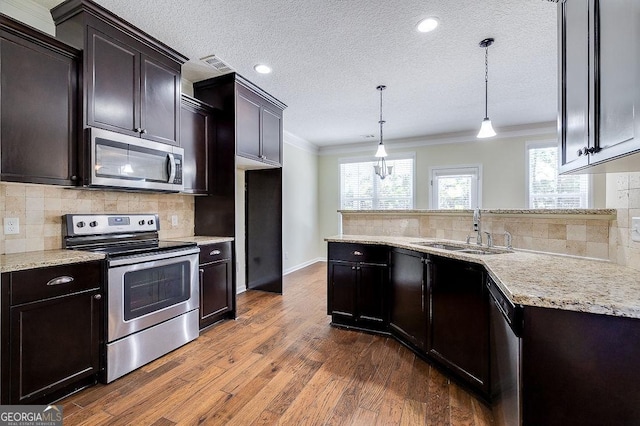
[318,127,607,241]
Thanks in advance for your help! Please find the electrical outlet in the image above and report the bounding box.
[171,215,178,227]
[4,218,19,235]
[632,217,640,242]
[284,251,289,260]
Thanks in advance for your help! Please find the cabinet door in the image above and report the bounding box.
[559,0,590,172]
[328,261,358,320]
[141,55,181,145]
[87,27,140,137]
[10,290,100,404]
[428,257,489,394]
[357,264,386,325]
[180,99,211,194]
[389,249,427,350]
[200,260,233,329]
[236,87,262,161]
[0,30,78,185]
[261,105,282,166]
[592,0,640,162]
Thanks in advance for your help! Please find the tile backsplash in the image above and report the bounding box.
[607,172,640,271]
[0,182,195,255]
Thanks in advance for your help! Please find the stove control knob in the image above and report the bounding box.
[147,219,154,225]
[138,220,145,226]
[89,221,98,227]
[76,221,85,228]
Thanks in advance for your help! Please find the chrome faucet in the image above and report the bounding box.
[504,231,512,250]
[483,231,493,247]
[472,208,482,245]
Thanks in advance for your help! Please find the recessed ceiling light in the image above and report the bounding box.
[416,17,439,33]
[254,64,272,74]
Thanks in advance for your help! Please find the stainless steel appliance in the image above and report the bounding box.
[86,127,184,192]
[487,276,523,426]
[63,213,199,382]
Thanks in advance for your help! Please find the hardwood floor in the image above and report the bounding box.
[60,262,494,425]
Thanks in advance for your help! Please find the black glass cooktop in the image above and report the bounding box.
[78,240,196,257]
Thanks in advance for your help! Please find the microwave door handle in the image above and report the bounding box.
[167,153,176,183]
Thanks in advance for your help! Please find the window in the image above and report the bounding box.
[527,142,590,208]
[430,166,481,209]
[340,156,415,210]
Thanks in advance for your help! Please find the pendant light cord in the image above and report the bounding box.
[484,45,489,119]
[379,86,385,145]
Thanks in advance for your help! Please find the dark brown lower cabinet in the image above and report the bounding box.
[1,261,103,404]
[199,242,235,329]
[428,256,489,395]
[521,306,640,425]
[389,248,428,351]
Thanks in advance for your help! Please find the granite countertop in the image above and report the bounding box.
[165,236,234,246]
[338,208,616,218]
[0,249,106,273]
[326,235,640,319]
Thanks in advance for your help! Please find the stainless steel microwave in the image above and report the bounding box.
[87,127,184,192]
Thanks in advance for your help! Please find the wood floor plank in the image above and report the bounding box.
[58,262,493,425]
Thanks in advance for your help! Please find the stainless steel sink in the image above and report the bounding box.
[414,241,511,255]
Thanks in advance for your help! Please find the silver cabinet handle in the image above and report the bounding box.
[47,276,74,286]
[94,294,102,300]
[353,251,363,256]
[141,128,147,134]
[210,250,221,256]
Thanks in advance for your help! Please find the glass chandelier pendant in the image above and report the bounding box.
[374,85,393,179]
[477,38,496,139]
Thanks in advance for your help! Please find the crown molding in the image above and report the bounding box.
[1,0,55,35]
[284,130,319,155]
[318,121,557,156]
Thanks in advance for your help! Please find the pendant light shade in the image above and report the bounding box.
[374,85,392,179]
[477,38,496,139]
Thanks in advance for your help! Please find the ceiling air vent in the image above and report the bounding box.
[200,55,234,74]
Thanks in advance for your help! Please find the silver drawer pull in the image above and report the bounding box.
[353,251,363,256]
[47,276,74,286]
[210,250,221,256]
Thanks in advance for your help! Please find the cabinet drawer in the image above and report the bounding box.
[199,242,232,264]
[10,261,102,306]
[328,243,388,264]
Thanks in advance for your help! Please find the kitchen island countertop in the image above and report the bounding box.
[326,235,640,319]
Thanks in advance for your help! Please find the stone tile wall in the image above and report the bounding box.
[0,182,195,254]
[607,172,640,271]
[342,211,613,260]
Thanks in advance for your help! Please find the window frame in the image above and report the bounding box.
[429,164,483,210]
[525,140,593,209]
[338,152,416,210]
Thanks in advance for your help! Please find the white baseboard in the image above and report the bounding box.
[284,257,326,275]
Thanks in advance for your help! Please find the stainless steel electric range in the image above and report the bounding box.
[63,213,200,382]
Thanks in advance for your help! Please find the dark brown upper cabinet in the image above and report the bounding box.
[180,95,214,195]
[51,0,187,146]
[559,0,640,173]
[0,15,80,186]
[194,73,286,168]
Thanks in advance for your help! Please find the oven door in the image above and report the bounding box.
[107,248,199,342]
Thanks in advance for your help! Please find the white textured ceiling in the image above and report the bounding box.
[35,0,558,147]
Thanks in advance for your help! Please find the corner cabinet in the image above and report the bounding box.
[52,0,187,146]
[194,73,286,168]
[327,243,388,331]
[198,242,235,329]
[181,95,214,194]
[559,0,640,173]
[0,15,80,186]
[0,261,103,404]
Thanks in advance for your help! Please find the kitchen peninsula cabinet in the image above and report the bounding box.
[428,255,489,395]
[327,243,388,331]
[389,248,428,351]
[0,15,80,186]
[559,0,640,173]
[52,0,187,146]
[181,95,213,194]
[0,261,103,404]
[194,73,286,167]
[199,242,235,329]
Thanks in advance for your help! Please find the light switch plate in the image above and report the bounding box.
[4,217,19,235]
[632,217,640,242]
[171,215,178,227]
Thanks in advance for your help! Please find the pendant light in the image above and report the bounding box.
[374,85,392,179]
[477,38,496,138]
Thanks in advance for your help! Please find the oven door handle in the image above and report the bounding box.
[167,153,176,183]
[108,246,200,267]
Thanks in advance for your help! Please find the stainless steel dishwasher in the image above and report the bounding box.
[487,276,523,426]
